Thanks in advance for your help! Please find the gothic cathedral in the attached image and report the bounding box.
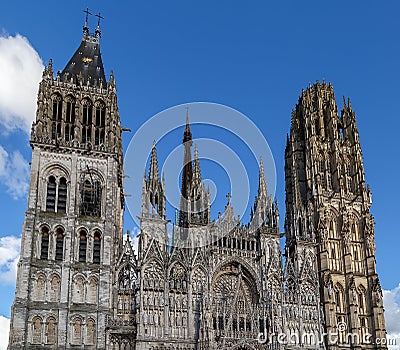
[8,20,387,350]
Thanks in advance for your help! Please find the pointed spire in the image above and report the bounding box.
[183,107,192,144]
[193,144,201,182]
[342,96,348,111]
[142,141,165,219]
[180,111,193,201]
[179,112,209,227]
[347,97,352,110]
[226,193,232,206]
[258,157,268,198]
[148,140,159,183]
[61,13,107,88]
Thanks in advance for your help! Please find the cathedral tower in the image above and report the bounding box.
[8,19,125,349]
[285,82,387,349]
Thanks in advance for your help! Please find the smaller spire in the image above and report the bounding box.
[226,193,232,206]
[193,145,201,182]
[342,96,348,111]
[347,97,352,110]
[258,157,268,198]
[148,141,159,183]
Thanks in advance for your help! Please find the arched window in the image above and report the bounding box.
[65,97,75,142]
[57,177,67,213]
[46,317,57,344]
[318,158,325,173]
[73,276,85,303]
[72,318,82,344]
[49,274,61,302]
[35,273,46,301]
[360,316,369,339]
[79,230,87,262]
[358,287,366,314]
[55,227,64,261]
[81,99,93,144]
[94,102,105,146]
[327,174,332,189]
[40,227,50,260]
[344,162,352,192]
[86,318,96,345]
[87,278,98,304]
[335,285,345,313]
[46,176,56,212]
[51,95,62,140]
[32,316,43,344]
[298,218,303,237]
[93,231,101,264]
[80,178,101,217]
[329,221,335,238]
[46,175,68,214]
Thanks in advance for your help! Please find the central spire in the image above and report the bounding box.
[183,107,192,143]
[179,109,193,227]
[178,110,210,228]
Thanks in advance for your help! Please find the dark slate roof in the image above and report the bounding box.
[61,34,107,88]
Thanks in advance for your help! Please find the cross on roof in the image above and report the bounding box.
[95,12,104,27]
[83,7,92,26]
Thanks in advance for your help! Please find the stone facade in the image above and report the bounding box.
[8,24,387,350]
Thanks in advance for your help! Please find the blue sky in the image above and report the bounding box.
[0,0,399,345]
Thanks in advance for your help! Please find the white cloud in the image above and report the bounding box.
[0,316,9,350]
[128,227,140,254]
[0,235,21,285]
[0,145,29,199]
[383,284,400,350]
[0,34,44,133]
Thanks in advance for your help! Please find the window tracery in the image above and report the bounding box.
[80,175,102,217]
[81,99,93,144]
[51,94,62,140]
[65,96,76,142]
[211,263,257,341]
[94,101,106,145]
